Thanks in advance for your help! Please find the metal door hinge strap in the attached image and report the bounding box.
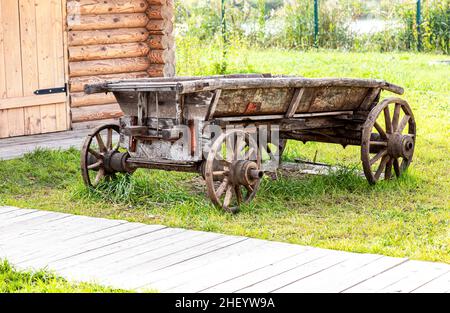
[34,86,67,95]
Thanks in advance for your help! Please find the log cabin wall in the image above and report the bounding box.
[67,0,175,129]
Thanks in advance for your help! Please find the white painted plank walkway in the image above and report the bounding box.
[0,206,448,293]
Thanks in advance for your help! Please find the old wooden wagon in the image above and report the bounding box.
[82,74,416,213]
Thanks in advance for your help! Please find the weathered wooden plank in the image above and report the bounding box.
[97,236,250,290]
[17,224,164,269]
[55,228,194,276]
[236,249,351,293]
[61,228,188,274]
[201,247,327,293]
[0,94,67,110]
[70,230,225,275]
[0,207,22,214]
[0,211,53,228]
[344,260,450,293]
[0,208,39,221]
[2,1,25,137]
[275,255,408,293]
[0,214,74,241]
[160,240,308,293]
[19,0,41,135]
[286,88,305,118]
[411,271,450,293]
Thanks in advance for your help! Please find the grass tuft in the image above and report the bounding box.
[0,260,128,293]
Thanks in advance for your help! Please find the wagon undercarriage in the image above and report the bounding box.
[82,74,416,213]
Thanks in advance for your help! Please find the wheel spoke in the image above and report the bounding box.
[374,156,389,180]
[392,103,401,131]
[94,168,105,185]
[226,136,235,162]
[393,158,401,177]
[88,148,102,160]
[223,185,233,209]
[370,149,387,166]
[96,134,107,153]
[385,158,394,180]
[374,122,388,139]
[235,185,243,204]
[384,107,393,134]
[235,133,245,158]
[370,141,388,147]
[244,147,255,161]
[88,160,103,170]
[215,179,229,198]
[106,128,113,150]
[397,115,411,133]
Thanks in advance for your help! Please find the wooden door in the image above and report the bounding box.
[0,0,68,138]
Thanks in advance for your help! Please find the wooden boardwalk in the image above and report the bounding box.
[0,130,92,161]
[0,206,448,293]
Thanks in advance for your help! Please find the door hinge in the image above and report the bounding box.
[34,85,67,95]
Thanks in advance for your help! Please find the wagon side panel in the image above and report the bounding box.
[213,88,295,117]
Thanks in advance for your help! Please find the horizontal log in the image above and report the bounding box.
[148,49,175,64]
[146,19,173,35]
[70,92,117,108]
[147,63,175,77]
[147,0,168,4]
[146,5,173,21]
[68,13,148,31]
[67,0,148,15]
[70,72,148,92]
[147,34,174,50]
[69,42,150,62]
[69,57,150,77]
[68,28,149,46]
[71,103,124,123]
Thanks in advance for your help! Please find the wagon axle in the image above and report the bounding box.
[87,150,132,175]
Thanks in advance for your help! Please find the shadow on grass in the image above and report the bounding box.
[70,161,422,215]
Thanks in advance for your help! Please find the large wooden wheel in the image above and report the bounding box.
[81,124,122,188]
[204,130,263,213]
[361,98,416,184]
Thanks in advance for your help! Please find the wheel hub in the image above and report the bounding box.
[388,134,415,159]
[231,160,264,186]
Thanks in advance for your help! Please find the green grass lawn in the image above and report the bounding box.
[0,50,448,263]
[0,260,127,293]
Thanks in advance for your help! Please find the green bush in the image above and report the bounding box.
[175,0,449,54]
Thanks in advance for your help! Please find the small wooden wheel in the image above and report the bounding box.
[361,98,416,184]
[204,130,263,213]
[81,124,121,188]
